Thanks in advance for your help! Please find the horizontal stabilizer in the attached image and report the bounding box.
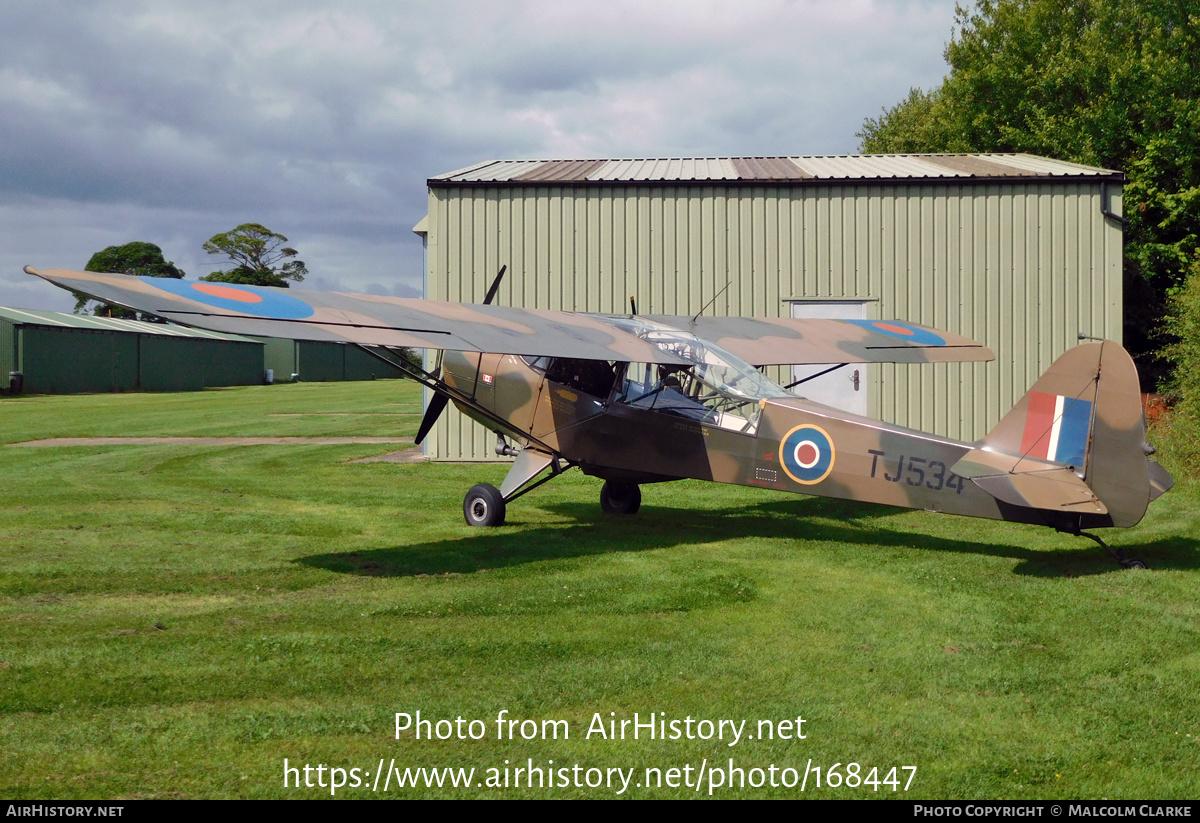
[951,450,1106,514]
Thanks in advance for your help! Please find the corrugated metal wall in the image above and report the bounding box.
[139,336,262,391]
[263,339,410,382]
[18,327,141,393]
[0,319,264,394]
[1,319,14,380]
[424,182,1122,459]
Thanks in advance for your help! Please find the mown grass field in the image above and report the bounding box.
[1,380,1198,799]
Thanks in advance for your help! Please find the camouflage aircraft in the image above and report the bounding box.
[27,266,1174,569]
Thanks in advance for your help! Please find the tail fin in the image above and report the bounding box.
[968,341,1161,527]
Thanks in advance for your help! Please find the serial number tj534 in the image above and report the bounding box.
[867,450,966,494]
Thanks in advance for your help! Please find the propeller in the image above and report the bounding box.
[414,265,508,445]
[414,390,449,445]
[482,264,507,306]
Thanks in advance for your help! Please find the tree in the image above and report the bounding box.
[858,0,1200,387]
[1157,261,1200,472]
[77,241,185,318]
[200,223,308,288]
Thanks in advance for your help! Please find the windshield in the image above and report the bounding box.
[603,317,792,433]
[604,317,791,400]
[638,329,791,400]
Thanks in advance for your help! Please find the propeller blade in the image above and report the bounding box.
[414,392,450,445]
[483,265,507,305]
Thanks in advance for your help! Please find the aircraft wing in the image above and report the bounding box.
[648,315,993,365]
[25,268,690,365]
[28,268,991,366]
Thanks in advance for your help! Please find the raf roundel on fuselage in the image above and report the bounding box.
[779,424,836,485]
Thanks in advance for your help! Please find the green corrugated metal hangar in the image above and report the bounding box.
[1,307,410,394]
[0,306,263,393]
[416,153,1125,461]
[261,338,409,383]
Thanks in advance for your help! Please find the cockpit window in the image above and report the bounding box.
[523,356,616,398]
[603,318,792,434]
[521,355,552,371]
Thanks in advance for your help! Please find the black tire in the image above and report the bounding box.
[1124,559,1148,570]
[463,483,506,527]
[600,481,641,515]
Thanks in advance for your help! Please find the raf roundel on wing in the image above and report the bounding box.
[844,319,946,347]
[141,277,316,320]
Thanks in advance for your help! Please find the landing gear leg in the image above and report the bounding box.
[1076,531,1147,569]
[600,481,641,515]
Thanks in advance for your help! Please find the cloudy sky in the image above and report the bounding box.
[1,0,959,312]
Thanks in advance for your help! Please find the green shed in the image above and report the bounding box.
[0,306,264,394]
[261,338,410,383]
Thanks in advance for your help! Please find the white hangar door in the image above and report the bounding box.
[788,301,869,416]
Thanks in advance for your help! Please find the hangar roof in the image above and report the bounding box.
[430,154,1121,187]
[0,305,259,343]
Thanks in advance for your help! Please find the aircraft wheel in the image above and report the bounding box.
[1123,559,1148,570]
[600,481,641,515]
[463,483,506,527]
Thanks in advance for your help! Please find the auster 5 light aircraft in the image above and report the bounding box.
[28,266,1174,569]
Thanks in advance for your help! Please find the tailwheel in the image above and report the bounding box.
[463,483,506,527]
[1076,530,1148,570]
[600,481,641,515]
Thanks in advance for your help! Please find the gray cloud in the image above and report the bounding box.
[0,0,958,312]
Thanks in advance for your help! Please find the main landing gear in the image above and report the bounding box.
[461,479,644,526]
[600,481,641,515]
[461,439,643,527]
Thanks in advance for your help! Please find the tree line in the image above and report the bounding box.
[77,223,307,318]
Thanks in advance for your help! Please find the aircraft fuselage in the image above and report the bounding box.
[441,351,1059,529]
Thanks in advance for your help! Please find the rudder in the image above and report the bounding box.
[1083,342,1154,527]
